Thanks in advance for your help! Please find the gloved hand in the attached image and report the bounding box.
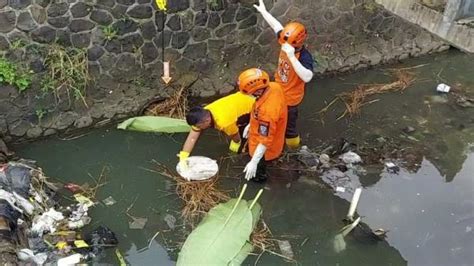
[229,140,241,153]
[282,43,296,59]
[243,124,250,139]
[253,0,267,13]
[243,160,258,181]
[177,151,190,171]
[243,143,267,181]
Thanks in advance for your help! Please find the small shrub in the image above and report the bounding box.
[102,25,118,41]
[0,57,31,92]
[41,44,90,107]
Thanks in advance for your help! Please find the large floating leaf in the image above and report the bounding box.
[177,199,255,266]
[117,116,190,133]
[229,242,254,266]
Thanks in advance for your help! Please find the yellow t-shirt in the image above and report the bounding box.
[204,92,255,136]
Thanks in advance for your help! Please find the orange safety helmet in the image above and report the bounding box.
[278,22,307,48]
[237,68,270,95]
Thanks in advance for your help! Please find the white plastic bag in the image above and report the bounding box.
[176,156,218,181]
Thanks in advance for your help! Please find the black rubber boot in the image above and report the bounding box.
[252,158,267,183]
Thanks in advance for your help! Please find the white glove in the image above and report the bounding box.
[243,124,250,139]
[243,144,267,181]
[284,43,314,83]
[253,0,267,13]
[253,0,283,33]
[282,43,296,59]
[243,160,258,181]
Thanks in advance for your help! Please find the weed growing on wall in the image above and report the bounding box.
[41,44,90,107]
[0,57,32,92]
[102,25,118,41]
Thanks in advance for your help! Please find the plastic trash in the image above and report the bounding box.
[164,214,176,230]
[17,248,48,265]
[129,217,148,229]
[336,187,346,193]
[0,162,33,198]
[86,226,118,257]
[0,200,22,228]
[73,194,94,208]
[32,208,65,236]
[385,162,400,173]
[340,151,362,165]
[64,183,83,194]
[277,240,294,260]
[57,253,83,266]
[297,146,320,167]
[68,216,91,229]
[176,156,219,181]
[319,154,330,166]
[102,196,116,206]
[436,83,451,93]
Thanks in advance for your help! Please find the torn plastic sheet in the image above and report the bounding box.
[176,156,218,181]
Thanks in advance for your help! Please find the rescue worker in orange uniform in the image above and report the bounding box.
[254,0,315,149]
[238,68,288,182]
[178,92,255,169]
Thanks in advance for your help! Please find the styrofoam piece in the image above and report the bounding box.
[176,156,219,181]
[436,83,451,93]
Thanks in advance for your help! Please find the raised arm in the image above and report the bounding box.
[254,0,283,34]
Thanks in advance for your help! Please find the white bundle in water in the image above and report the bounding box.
[176,156,219,181]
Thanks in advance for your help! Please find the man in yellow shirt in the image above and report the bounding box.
[178,92,255,167]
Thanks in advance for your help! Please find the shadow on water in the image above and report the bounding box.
[14,50,474,265]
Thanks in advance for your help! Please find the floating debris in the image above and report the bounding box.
[320,70,415,119]
[385,162,400,173]
[129,217,148,230]
[164,214,177,230]
[102,196,116,206]
[154,161,229,224]
[340,151,362,165]
[277,240,294,260]
[436,83,451,93]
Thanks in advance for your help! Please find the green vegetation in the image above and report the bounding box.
[207,0,220,9]
[10,39,27,50]
[35,108,47,122]
[102,25,118,41]
[363,1,379,13]
[41,44,90,107]
[0,57,32,92]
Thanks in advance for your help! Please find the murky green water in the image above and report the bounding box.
[15,50,474,265]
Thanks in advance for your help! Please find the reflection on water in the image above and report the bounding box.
[14,50,474,265]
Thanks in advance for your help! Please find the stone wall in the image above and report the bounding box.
[376,0,474,53]
[0,0,449,142]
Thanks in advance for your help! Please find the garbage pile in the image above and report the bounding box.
[291,138,407,193]
[0,160,118,265]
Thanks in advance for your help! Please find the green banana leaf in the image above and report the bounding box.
[177,199,255,266]
[117,116,191,133]
[229,242,254,266]
[229,202,261,265]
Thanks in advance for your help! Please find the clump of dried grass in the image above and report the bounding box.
[251,220,275,252]
[320,70,415,119]
[144,86,188,119]
[154,162,229,224]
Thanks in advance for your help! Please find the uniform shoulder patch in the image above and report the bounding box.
[258,121,270,137]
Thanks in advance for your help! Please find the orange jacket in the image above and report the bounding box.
[275,51,305,106]
[248,82,288,161]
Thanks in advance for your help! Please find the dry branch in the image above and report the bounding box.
[320,70,415,119]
